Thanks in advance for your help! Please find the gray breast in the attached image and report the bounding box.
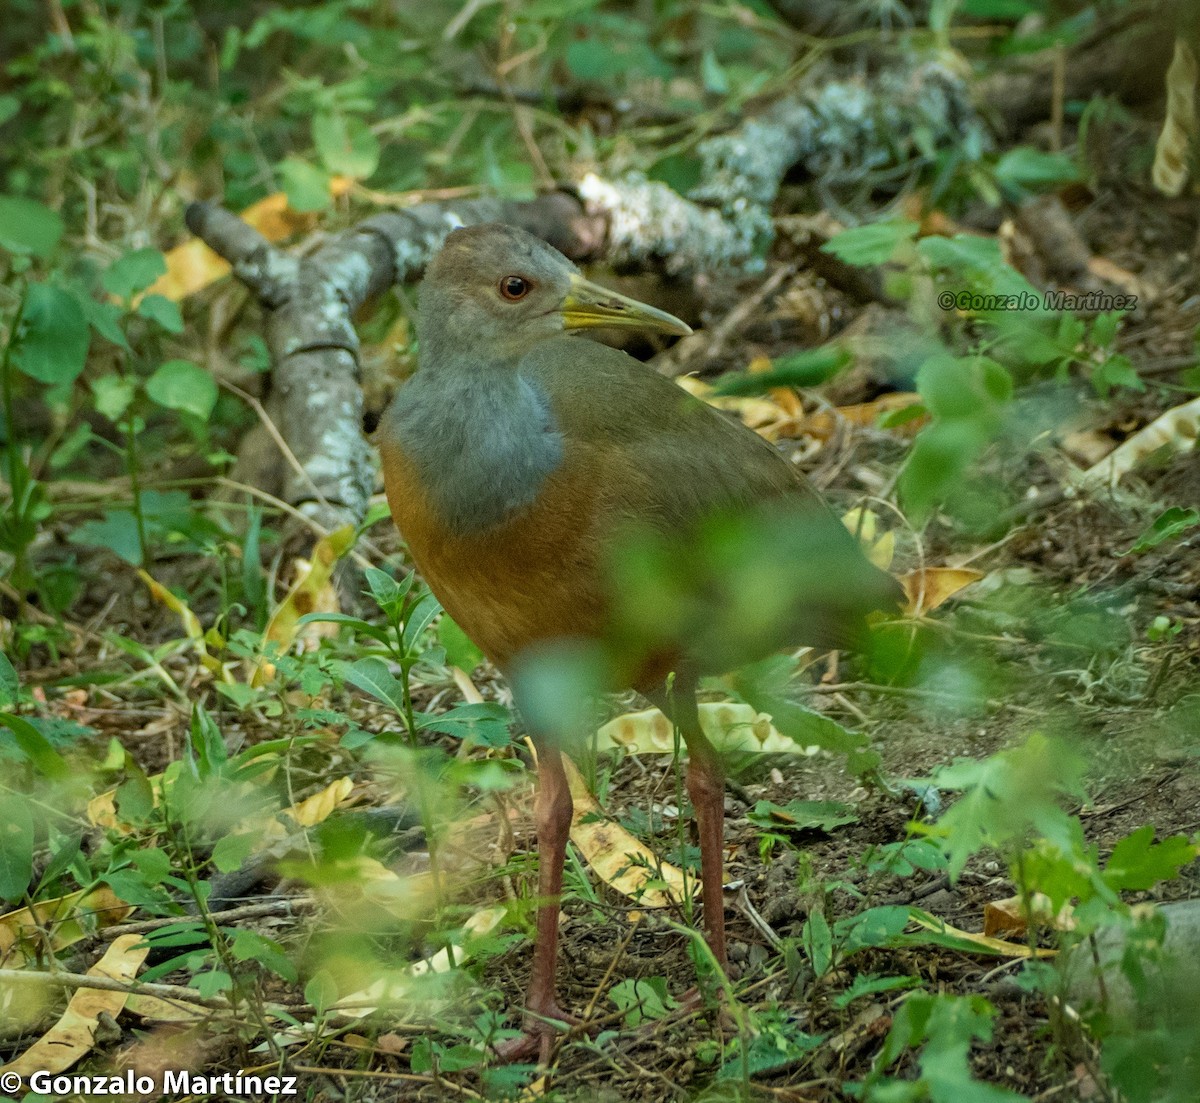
[386,370,564,534]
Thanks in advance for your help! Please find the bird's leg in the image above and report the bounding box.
[493,740,575,1064]
[674,688,728,970]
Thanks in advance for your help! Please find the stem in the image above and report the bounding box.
[123,411,149,563]
[2,284,31,599]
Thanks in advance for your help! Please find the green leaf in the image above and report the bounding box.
[13,283,90,384]
[0,194,63,257]
[313,111,380,179]
[838,905,912,954]
[0,652,19,710]
[712,346,851,395]
[1090,353,1142,398]
[929,733,1086,878]
[0,794,34,900]
[363,566,412,618]
[834,973,923,1008]
[609,976,678,1027]
[918,233,1004,276]
[91,374,137,422]
[212,832,258,874]
[802,910,833,975]
[1103,825,1197,892]
[439,615,483,672]
[700,49,729,94]
[747,799,857,833]
[344,656,409,716]
[102,248,167,301]
[145,360,217,419]
[80,297,131,350]
[69,510,144,564]
[0,712,72,779]
[401,591,442,654]
[1122,506,1200,555]
[278,157,332,213]
[994,146,1081,196]
[137,294,184,334]
[821,220,919,267]
[418,701,511,747]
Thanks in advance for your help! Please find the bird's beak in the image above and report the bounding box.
[561,273,692,336]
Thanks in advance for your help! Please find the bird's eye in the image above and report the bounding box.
[499,275,531,301]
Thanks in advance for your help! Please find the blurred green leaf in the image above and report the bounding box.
[713,346,850,395]
[313,110,380,179]
[278,157,332,212]
[146,360,218,419]
[1122,507,1200,555]
[13,283,90,384]
[822,220,919,267]
[137,294,184,334]
[0,793,34,900]
[0,194,63,257]
[103,248,167,301]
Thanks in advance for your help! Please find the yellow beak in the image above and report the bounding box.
[561,273,692,336]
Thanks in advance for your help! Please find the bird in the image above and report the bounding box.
[378,222,903,1062]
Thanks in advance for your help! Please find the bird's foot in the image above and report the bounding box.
[491,1003,582,1066]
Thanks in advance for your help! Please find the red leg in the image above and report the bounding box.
[494,743,575,1063]
[647,681,728,970]
[677,699,728,969]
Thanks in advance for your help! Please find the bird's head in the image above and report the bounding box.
[419,223,691,364]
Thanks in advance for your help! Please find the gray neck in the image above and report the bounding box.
[386,358,564,535]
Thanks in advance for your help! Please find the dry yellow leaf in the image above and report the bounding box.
[908,910,1055,958]
[561,754,690,908]
[145,177,354,303]
[1,934,151,1077]
[0,887,133,966]
[802,392,926,441]
[842,507,896,571]
[983,893,1076,938]
[1153,37,1199,197]
[253,525,357,686]
[898,567,984,615]
[1078,395,1200,489]
[595,702,819,756]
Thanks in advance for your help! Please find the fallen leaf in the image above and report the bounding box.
[559,754,691,908]
[1,934,151,1077]
[907,908,1056,958]
[252,525,357,685]
[983,893,1076,938]
[803,392,926,441]
[145,177,354,303]
[0,888,133,966]
[595,702,819,756]
[898,567,984,615]
[1153,37,1199,197]
[1078,396,1200,489]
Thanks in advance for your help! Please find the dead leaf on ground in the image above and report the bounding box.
[1153,36,1199,197]
[1077,395,1200,489]
[1,934,151,1077]
[145,177,354,303]
[595,702,820,756]
[559,753,691,908]
[0,887,133,966]
[842,507,896,571]
[252,524,357,686]
[803,392,926,441]
[899,567,984,615]
[908,909,1056,958]
[983,893,1076,938]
